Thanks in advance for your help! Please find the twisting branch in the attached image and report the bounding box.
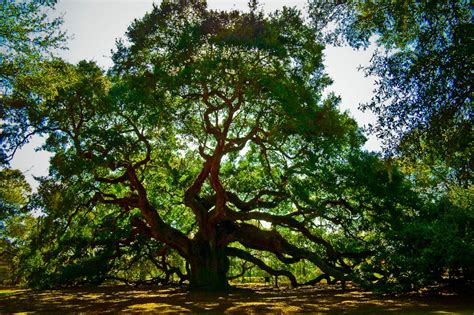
[229,209,342,264]
[227,260,254,280]
[225,247,298,287]
[227,190,286,212]
[3,130,38,162]
[304,274,333,286]
[232,222,350,281]
[223,125,260,153]
[118,113,152,169]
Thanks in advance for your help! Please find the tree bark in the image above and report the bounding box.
[188,239,230,291]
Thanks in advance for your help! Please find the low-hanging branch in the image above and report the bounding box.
[225,247,298,287]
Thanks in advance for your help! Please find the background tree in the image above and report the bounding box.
[308,0,473,291]
[1,0,66,164]
[0,0,66,275]
[0,168,31,220]
[309,0,472,183]
[0,168,32,284]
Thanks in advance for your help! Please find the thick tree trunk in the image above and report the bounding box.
[188,241,230,291]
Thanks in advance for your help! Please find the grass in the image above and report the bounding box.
[0,287,26,297]
[0,283,472,314]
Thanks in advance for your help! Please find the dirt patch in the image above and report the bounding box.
[0,284,472,314]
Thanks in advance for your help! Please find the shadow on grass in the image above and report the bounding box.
[0,284,473,314]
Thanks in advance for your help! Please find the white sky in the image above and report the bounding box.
[11,0,380,190]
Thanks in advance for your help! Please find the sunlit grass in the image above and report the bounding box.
[0,288,27,297]
[125,302,189,313]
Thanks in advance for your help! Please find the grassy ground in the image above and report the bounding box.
[0,283,472,314]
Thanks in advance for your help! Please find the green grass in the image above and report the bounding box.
[0,288,27,297]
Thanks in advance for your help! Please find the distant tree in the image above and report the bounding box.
[0,169,30,220]
[0,168,32,284]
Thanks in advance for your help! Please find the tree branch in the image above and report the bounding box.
[226,247,298,287]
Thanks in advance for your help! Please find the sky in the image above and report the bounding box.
[11,0,379,190]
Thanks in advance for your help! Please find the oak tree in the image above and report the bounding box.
[4,1,445,291]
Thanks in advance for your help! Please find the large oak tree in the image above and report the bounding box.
[4,1,429,290]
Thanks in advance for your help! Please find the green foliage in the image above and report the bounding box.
[0,168,33,284]
[350,157,474,291]
[0,0,66,164]
[312,0,473,183]
[0,168,31,220]
[0,0,64,59]
[306,0,473,291]
[20,181,143,288]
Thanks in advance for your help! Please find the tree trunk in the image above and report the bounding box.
[188,241,230,291]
